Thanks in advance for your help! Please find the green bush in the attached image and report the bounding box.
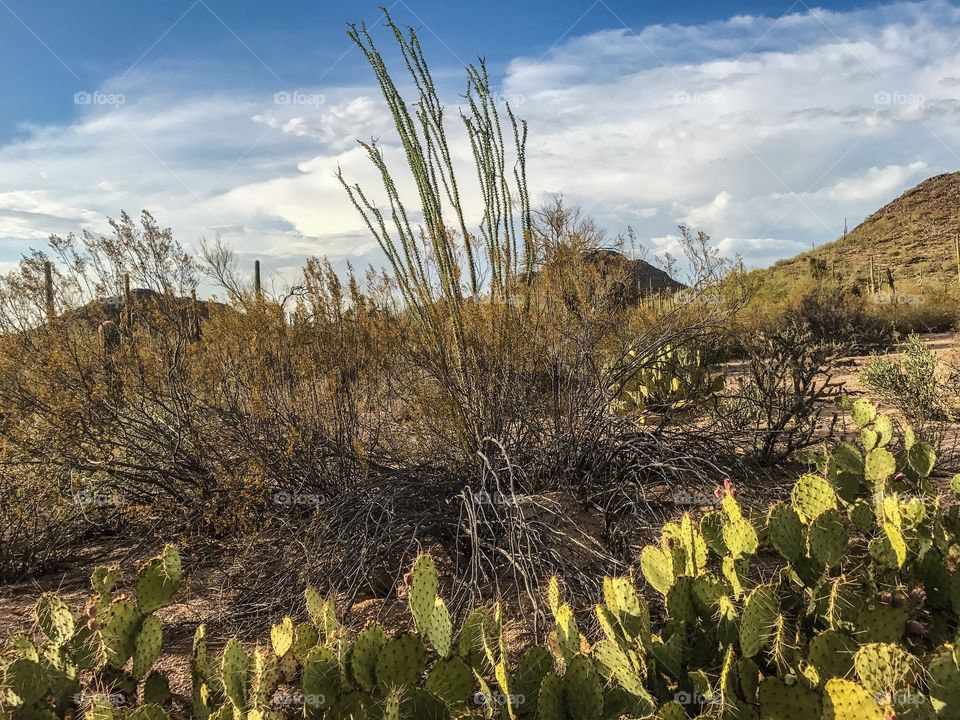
[860,334,959,441]
[3,399,960,719]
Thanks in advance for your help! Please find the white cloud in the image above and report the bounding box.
[1,0,960,281]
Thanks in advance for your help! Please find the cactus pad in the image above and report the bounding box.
[809,508,848,568]
[425,597,453,658]
[855,602,908,644]
[101,599,141,669]
[928,644,960,716]
[850,399,877,428]
[690,572,725,620]
[537,672,565,720]
[136,558,179,615]
[722,516,759,559]
[639,544,675,595]
[739,584,779,658]
[822,678,884,719]
[408,554,438,633]
[375,633,426,693]
[425,656,473,707]
[35,593,75,647]
[807,630,854,680]
[271,616,294,658]
[251,646,280,709]
[853,642,918,697]
[220,637,249,710]
[758,677,822,720]
[791,473,837,521]
[906,442,936,479]
[767,502,804,562]
[700,511,728,555]
[91,566,120,597]
[5,658,49,706]
[602,576,650,641]
[666,576,697,624]
[864,447,896,487]
[132,614,163,679]
[554,602,581,661]
[847,500,874,532]
[351,623,386,693]
[563,654,604,720]
[302,646,341,713]
[292,622,320,661]
[142,671,172,708]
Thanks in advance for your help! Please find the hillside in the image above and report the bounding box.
[766,172,960,292]
[582,248,685,295]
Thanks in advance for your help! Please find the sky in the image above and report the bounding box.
[1,0,958,289]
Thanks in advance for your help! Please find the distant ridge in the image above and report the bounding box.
[767,172,960,289]
[582,248,685,296]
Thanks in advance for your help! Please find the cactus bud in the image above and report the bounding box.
[909,587,925,604]
[879,591,892,605]
[891,593,906,608]
[906,619,926,636]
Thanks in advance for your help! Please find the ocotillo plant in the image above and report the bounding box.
[337,10,537,454]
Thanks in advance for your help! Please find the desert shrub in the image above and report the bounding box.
[0,14,742,597]
[713,317,842,464]
[783,282,892,351]
[860,333,960,446]
[0,467,83,580]
[4,400,959,720]
[866,292,960,335]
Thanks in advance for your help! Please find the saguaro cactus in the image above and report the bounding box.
[43,260,55,319]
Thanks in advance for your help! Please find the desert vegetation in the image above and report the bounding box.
[2,10,960,720]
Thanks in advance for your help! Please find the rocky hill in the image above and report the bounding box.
[767,172,960,291]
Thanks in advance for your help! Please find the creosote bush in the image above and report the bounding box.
[860,333,960,446]
[3,399,959,719]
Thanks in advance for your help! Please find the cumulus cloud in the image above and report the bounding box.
[1,0,960,286]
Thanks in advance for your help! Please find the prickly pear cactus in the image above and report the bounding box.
[4,403,960,720]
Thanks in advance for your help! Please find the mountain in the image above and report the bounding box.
[766,172,960,291]
[582,248,685,297]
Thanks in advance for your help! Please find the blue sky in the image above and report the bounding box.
[1,0,957,287]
